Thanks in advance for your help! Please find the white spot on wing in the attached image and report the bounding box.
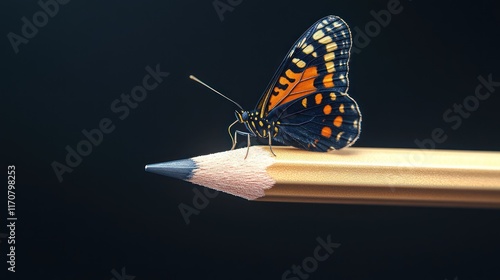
[324,52,335,61]
[336,131,344,141]
[292,58,306,68]
[326,42,338,51]
[319,36,332,44]
[312,30,325,40]
[303,44,314,54]
[325,61,335,73]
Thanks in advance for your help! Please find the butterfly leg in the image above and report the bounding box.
[231,133,237,150]
[227,120,238,150]
[268,133,276,157]
[232,130,252,159]
[231,130,244,150]
[245,132,251,159]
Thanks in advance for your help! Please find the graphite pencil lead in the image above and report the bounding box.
[145,159,196,181]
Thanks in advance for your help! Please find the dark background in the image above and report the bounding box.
[2,0,500,279]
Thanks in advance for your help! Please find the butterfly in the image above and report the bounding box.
[192,15,361,156]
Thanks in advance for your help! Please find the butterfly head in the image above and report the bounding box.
[235,110,249,123]
[236,109,265,136]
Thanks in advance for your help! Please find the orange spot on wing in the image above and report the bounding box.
[315,93,323,104]
[279,76,288,85]
[323,104,332,115]
[333,116,343,127]
[321,126,332,138]
[323,73,334,88]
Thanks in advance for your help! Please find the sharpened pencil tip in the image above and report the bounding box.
[145,159,196,181]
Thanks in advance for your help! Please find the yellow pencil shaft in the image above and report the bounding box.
[259,147,500,208]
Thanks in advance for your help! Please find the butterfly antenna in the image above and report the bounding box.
[189,75,243,110]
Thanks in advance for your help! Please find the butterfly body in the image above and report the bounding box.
[235,110,278,140]
[232,15,362,152]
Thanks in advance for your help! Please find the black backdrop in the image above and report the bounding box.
[2,0,500,279]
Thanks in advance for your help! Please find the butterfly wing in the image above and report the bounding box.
[256,15,352,119]
[269,90,361,151]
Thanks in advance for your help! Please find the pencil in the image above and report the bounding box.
[145,146,500,208]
